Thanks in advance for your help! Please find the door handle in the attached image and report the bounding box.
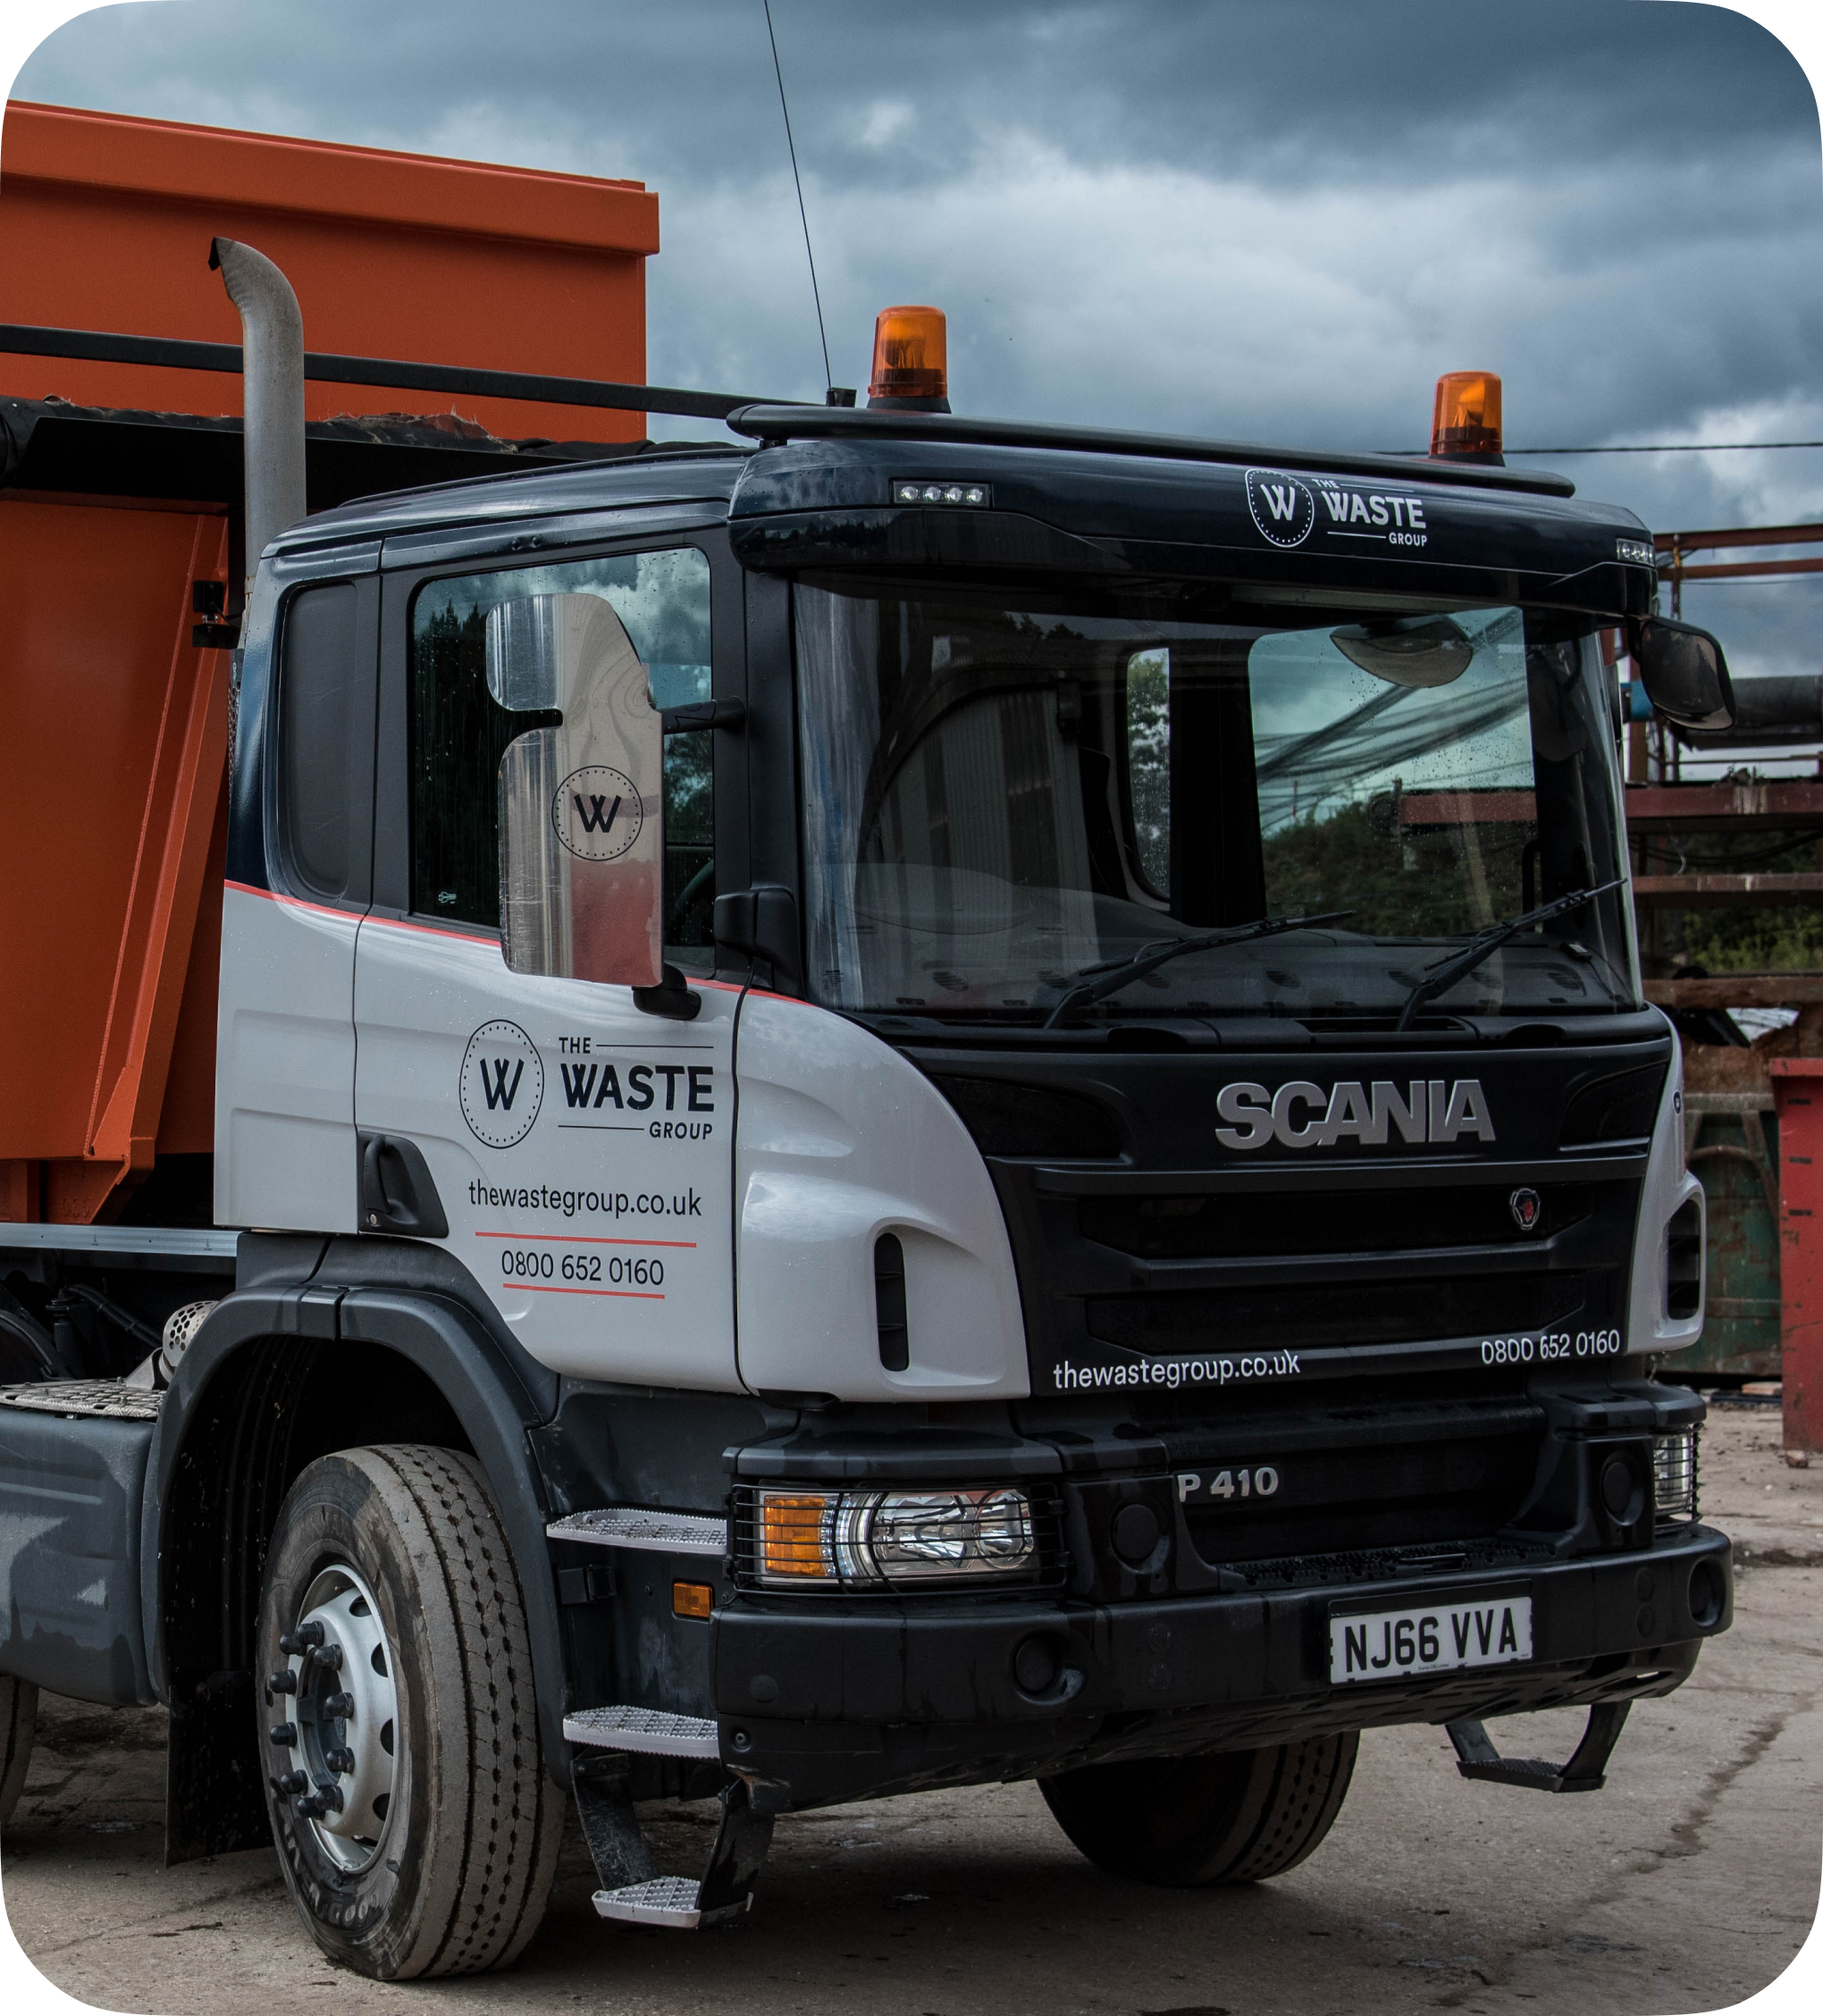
[357,1132,449,1239]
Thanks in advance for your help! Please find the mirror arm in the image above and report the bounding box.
[633,962,704,1021]
[662,699,748,735]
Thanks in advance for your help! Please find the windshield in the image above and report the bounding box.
[795,580,1640,1024]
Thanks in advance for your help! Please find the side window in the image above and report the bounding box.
[276,580,370,904]
[408,547,714,962]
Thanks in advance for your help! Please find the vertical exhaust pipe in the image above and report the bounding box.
[209,238,307,608]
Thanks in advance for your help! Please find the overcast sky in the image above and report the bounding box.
[12,1,1823,684]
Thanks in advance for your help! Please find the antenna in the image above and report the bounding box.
[763,0,834,394]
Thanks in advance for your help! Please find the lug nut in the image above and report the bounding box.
[315,1779,345,1813]
[326,1746,357,1775]
[315,1643,343,1673]
[279,1622,324,1655]
[275,1770,308,1795]
[323,1692,355,1718]
[267,1670,297,1695]
[267,1722,297,1747]
[294,1794,324,1819]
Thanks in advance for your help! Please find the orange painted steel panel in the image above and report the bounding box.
[1,100,655,443]
[156,785,227,1159]
[1770,1058,1823,1455]
[0,496,231,1220]
[1,106,666,1220]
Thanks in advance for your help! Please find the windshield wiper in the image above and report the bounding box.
[1394,878,1625,1033]
[1041,911,1356,1029]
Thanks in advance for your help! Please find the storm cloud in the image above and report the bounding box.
[13,1,1823,676]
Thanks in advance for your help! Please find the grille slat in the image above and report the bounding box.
[1088,1272,1592,1356]
[1081,1183,1608,1261]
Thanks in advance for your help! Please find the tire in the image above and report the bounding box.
[1040,1732,1358,1886]
[0,1675,38,1825]
[256,1445,563,1979]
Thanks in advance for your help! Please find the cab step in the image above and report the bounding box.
[564,1703,720,1759]
[593,1875,735,1929]
[546,1506,727,1556]
[573,1754,773,1933]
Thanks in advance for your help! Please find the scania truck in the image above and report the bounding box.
[0,251,1735,1980]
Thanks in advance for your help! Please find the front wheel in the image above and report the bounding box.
[256,1445,562,1978]
[1040,1732,1358,1886]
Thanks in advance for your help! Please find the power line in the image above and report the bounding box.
[763,0,832,394]
[1381,441,1823,456]
[1510,441,1823,455]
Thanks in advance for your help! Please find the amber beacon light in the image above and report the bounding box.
[869,305,951,411]
[1430,371,1504,462]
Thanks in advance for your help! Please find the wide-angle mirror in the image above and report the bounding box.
[1330,616,1474,689]
[1633,616,1735,732]
[487,592,664,986]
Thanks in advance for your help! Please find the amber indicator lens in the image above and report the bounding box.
[1431,370,1502,459]
[870,305,947,401]
[672,1580,715,1620]
[757,1491,835,1580]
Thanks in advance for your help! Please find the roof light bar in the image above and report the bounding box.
[893,480,989,506]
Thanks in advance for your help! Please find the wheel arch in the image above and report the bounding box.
[146,1266,567,1861]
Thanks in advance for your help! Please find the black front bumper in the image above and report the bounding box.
[710,1523,1730,1810]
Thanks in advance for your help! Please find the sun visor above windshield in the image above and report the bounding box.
[727,441,1658,618]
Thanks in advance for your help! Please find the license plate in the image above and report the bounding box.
[1330,1593,1533,1684]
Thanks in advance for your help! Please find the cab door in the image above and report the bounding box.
[216,546,380,1232]
[352,530,738,1389]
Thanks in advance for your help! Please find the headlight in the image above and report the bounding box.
[753,1485,1036,1588]
[1653,1428,1699,1522]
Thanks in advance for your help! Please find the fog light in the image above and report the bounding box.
[1654,1429,1699,1522]
[753,1485,1036,1588]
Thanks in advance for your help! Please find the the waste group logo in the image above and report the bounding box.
[459,1021,544,1148]
[1245,468,1316,548]
[554,766,643,862]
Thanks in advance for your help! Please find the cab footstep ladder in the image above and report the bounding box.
[553,1506,769,1927]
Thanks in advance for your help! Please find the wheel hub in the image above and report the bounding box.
[268,1563,399,1872]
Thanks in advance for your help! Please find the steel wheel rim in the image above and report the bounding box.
[269,1562,401,1874]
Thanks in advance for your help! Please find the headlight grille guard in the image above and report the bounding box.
[729,1481,1069,1597]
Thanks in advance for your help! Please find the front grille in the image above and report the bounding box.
[1081,1183,1609,1260]
[1088,1271,1591,1356]
[1181,1417,1542,1566]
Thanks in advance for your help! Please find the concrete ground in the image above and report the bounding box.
[3,1401,1819,2016]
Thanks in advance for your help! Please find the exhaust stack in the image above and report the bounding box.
[209,237,307,606]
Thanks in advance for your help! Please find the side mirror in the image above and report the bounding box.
[488,592,664,987]
[1631,617,1735,732]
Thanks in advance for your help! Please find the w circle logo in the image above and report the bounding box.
[554,766,643,861]
[459,1021,543,1148]
[1245,467,1316,548]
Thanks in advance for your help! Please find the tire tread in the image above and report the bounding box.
[365,1445,562,1976]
